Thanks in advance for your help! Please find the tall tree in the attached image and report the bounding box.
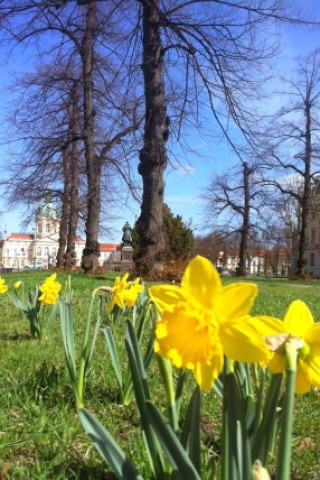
[202,160,265,275]
[133,0,307,275]
[134,0,169,275]
[0,2,143,271]
[264,49,320,276]
[80,2,100,271]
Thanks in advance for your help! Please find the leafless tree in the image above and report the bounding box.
[202,160,269,274]
[132,0,309,275]
[0,1,143,271]
[262,49,320,276]
[0,1,313,276]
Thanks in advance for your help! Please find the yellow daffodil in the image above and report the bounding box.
[39,273,61,305]
[149,255,271,391]
[107,274,144,313]
[251,300,320,394]
[122,278,144,307]
[14,281,22,289]
[0,276,8,294]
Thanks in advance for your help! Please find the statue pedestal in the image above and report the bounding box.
[121,246,133,270]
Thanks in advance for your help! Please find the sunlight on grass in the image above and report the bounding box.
[1,269,320,478]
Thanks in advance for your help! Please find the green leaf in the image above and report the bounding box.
[223,371,252,480]
[145,401,201,480]
[79,408,143,480]
[45,302,58,334]
[59,300,76,373]
[102,326,123,389]
[180,386,201,474]
[252,373,283,465]
[125,321,165,479]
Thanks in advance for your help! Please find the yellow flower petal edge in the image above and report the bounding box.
[106,274,144,313]
[150,255,269,391]
[0,276,8,294]
[252,300,320,394]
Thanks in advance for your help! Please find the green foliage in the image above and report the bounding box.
[162,204,194,261]
[1,271,320,478]
[132,204,194,261]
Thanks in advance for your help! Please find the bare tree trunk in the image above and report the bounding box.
[135,0,169,276]
[56,147,70,267]
[239,162,250,275]
[65,84,80,269]
[80,2,101,273]
[296,97,311,276]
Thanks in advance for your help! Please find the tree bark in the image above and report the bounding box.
[296,97,311,276]
[56,147,70,267]
[238,162,250,276]
[65,83,80,269]
[135,0,169,276]
[80,2,101,273]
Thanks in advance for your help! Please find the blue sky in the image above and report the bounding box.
[1,1,320,242]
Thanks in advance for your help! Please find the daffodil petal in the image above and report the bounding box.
[268,353,286,374]
[296,360,312,394]
[193,352,224,391]
[248,315,285,337]
[149,285,188,312]
[154,306,223,389]
[305,324,320,357]
[181,256,221,310]
[221,320,271,363]
[283,300,314,337]
[305,356,320,389]
[215,283,257,323]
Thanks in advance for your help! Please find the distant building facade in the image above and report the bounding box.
[214,247,290,277]
[0,194,120,269]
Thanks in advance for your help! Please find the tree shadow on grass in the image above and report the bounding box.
[52,457,117,480]
[0,332,31,341]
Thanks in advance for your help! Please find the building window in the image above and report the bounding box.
[52,248,56,257]
[45,247,49,257]
[310,252,315,266]
[46,224,50,232]
[311,229,316,247]
[37,247,42,257]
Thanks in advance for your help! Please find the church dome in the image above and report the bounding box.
[36,191,59,220]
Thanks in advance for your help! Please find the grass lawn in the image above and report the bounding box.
[1,270,320,479]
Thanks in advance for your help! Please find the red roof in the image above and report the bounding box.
[9,233,34,240]
[100,243,120,252]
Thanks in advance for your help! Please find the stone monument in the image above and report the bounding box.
[121,221,134,269]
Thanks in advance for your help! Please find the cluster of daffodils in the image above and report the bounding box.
[0,273,61,306]
[149,255,320,394]
[0,273,62,341]
[38,273,61,305]
[106,273,144,313]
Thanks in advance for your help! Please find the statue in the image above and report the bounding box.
[122,222,132,247]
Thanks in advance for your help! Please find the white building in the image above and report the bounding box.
[0,194,120,270]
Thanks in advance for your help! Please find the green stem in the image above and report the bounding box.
[275,340,297,480]
[221,357,231,480]
[76,295,96,409]
[157,356,178,432]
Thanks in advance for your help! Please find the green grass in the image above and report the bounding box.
[1,271,320,478]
